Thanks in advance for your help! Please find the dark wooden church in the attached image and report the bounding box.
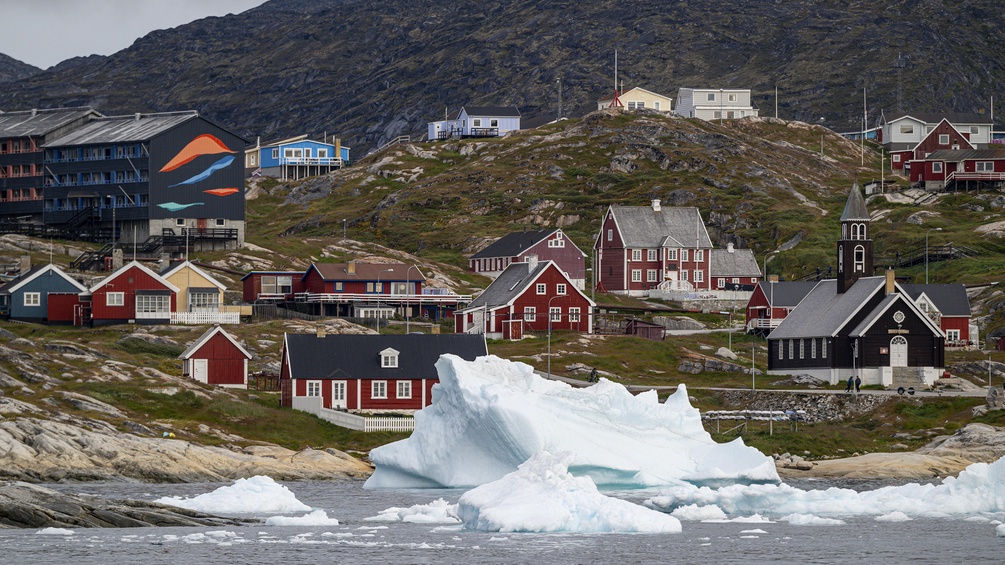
[767,185,945,388]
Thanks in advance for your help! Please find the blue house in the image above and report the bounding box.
[246,135,350,180]
[0,264,88,323]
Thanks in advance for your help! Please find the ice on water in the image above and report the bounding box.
[265,510,340,526]
[155,475,311,514]
[366,355,778,489]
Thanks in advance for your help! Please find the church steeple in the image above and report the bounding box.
[837,183,873,293]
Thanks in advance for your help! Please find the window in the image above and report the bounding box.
[550,307,562,322]
[788,339,794,358]
[654,102,661,111]
[728,93,737,102]
[732,278,740,283]
[176,218,185,226]
[681,270,689,281]
[932,162,943,173]
[261,275,293,296]
[536,283,546,295]
[307,381,321,397]
[718,278,725,288]
[24,292,40,307]
[811,339,817,358]
[607,229,613,241]
[557,284,567,295]
[136,295,169,313]
[900,124,914,134]
[947,329,961,341]
[107,292,124,307]
[272,149,279,159]
[971,126,980,134]
[977,161,994,172]
[381,348,399,368]
[632,249,642,261]
[647,249,657,261]
[215,218,225,227]
[318,148,328,158]
[189,292,220,311]
[372,381,387,399]
[822,339,827,358]
[799,339,805,359]
[938,134,949,145]
[726,111,735,119]
[490,119,498,127]
[778,342,784,360]
[524,307,536,322]
[694,270,703,282]
[335,282,343,292]
[568,308,581,323]
[892,154,901,162]
[472,118,482,127]
[647,270,659,282]
[396,381,411,399]
[694,250,703,262]
[707,93,716,101]
[548,238,565,248]
[713,111,722,119]
[631,269,642,282]
[854,245,865,272]
[667,249,677,261]
[681,250,688,262]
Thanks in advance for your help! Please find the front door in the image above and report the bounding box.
[890,336,908,367]
[193,359,208,383]
[332,381,347,409]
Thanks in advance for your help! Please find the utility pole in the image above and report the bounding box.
[556,77,562,120]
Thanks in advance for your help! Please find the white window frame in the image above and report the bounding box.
[631,269,642,282]
[23,292,40,307]
[548,238,565,248]
[647,249,657,261]
[932,162,943,173]
[307,381,322,397]
[550,307,562,323]
[107,292,125,307]
[694,250,704,262]
[381,350,398,368]
[272,148,279,159]
[667,249,678,261]
[681,270,689,281]
[631,249,642,262]
[938,134,949,145]
[892,154,901,162]
[371,380,387,399]
[472,118,482,127]
[811,339,817,358]
[681,249,688,262]
[556,283,567,295]
[799,339,805,359]
[788,339,794,358]
[607,229,613,241]
[707,92,716,101]
[536,283,546,295]
[647,270,659,282]
[718,278,725,288]
[976,161,994,172]
[971,126,980,134]
[568,307,580,323]
[524,306,536,322]
[778,341,784,360]
[947,329,961,341]
[215,218,225,227]
[900,124,914,134]
[694,270,704,283]
[822,339,827,358]
[490,119,499,127]
[396,381,411,399]
[728,93,737,102]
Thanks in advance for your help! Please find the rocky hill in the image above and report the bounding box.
[1,0,1003,152]
[0,53,39,83]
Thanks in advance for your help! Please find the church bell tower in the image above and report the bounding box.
[837,183,873,294]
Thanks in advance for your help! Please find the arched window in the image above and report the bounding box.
[854,245,865,272]
[842,223,847,239]
[850,223,867,240]
[838,245,844,272]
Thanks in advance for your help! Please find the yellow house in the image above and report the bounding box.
[161,260,244,324]
[597,87,673,112]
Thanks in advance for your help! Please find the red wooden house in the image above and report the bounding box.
[280,333,487,413]
[469,229,588,290]
[595,200,714,295]
[744,280,817,334]
[900,284,973,346]
[454,257,595,340]
[300,261,427,318]
[179,325,253,388]
[241,271,305,302]
[910,149,1005,191]
[83,260,178,326]
[891,118,975,174]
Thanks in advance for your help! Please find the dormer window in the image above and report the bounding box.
[380,347,399,368]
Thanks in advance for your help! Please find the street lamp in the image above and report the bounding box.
[719,89,723,125]
[925,227,942,284]
[405,264,420,333]
[763,250,780,330]
[342,218,347,242]
[547,294,561,379]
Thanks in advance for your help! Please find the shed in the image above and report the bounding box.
[625,318,665,341]
[179,326,253,388]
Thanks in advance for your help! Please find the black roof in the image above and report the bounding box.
[284,333,487,380]
[471,229,557,259]
[886,112,991,125]
[898,284,971,317]
[756,281,818,308]
[925,149,1005,161]
[463,106,521,117]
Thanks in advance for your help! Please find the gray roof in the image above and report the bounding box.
[609,205,713,248]
[755,280,817,308]
[283,333,487,380]
[899,283,971,317]
[471,229,557,259]
[463,106,521,118]
[925,149,1005,161]
[886,112,991,125]
[43,112,199,146]
[848,294,903,338]
[710,247,761,277]
[0,108,99,138]
[768,277,886,339]
[839,184,870,221]
[467,260,549,310]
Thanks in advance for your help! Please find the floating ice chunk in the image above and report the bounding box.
[155,476,311,514]
[367,355,777,488]
[741,528,768,534]
[265,510,340,526]
[456,451,682,533]
[36,528,74,535]
[780,514,846,526]
[646,456,1005,518]
[365,499,460,524]
[670,504,727,521]
[875,512,912,522]
[997,523,1005,538]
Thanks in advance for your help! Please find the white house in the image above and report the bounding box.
[428,106,521,140]
[674,88,759,121]
[597,87,673,112]
[879,112,993,150]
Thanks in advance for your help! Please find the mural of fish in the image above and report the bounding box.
[160,134,235,172]
[158,202,205,212]
[203,187,240,196]
[169,155,235,187]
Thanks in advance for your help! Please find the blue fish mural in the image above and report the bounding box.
[169,155,235,187]
[158,202,205,212]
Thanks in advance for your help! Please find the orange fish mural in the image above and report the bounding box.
[160,134,235,172]
[203,187,239,196]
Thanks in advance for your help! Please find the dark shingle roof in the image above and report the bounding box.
[462,106,521,117]
[886,112,991,125]
[840,184,870,222]
[755,281,817,308]
[0,265,46,295]
[609,205,713,248]
[710,248,761,277]
[769,277,886,339]
[899,284,971,317]
[44,112,199,146]
[471,229,556,259]
[466,260,549,310]
[284,333,487,380]
[925,149,1005,161]
[0,108,99,138]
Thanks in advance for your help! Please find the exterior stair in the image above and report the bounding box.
[891,366,928,389]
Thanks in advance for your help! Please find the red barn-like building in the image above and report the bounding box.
[455,258,595,340]
[241,271,304,302]
[179,326,253,388]
[469,229,588,290]
[84,260,178,326]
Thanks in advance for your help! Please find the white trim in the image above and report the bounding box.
[179,325,253,360]
[6,264,88,294]
[87,260,180,293]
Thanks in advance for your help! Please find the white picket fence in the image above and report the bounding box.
[292,396,415,432]
[170,311,241,325]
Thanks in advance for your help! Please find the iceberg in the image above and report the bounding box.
[456,451,682,533]
[366,355,778,488]
[645,456,1005,518]
[265,510,340,526]
[155,476,311,514]
[365,499,460,524]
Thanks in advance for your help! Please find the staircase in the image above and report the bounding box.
[891,366,929,389]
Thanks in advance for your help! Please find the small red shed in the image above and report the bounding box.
[179,326,253,388]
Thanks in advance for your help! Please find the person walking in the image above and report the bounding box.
[854,375,862,393]
[845,375,854,393]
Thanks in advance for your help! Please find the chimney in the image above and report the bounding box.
[347,260,356,275]
[727,242,735,253]
[885,269,895,295]
[159,253,171,272]
[134,113,142,121]
[652,199,661,212]
[19,255,30,275]
[335,138,342,160]
[526,254,539,271]
[317,325,326,338]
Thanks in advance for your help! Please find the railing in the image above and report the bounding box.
[295,292,471,304]
[746,318,781,330]
[376,136,410,153]
[468,128,500,137]
[946,171,1005,182]
[278,157,344,166]
[292,396,415,432]
[170,311,240,325]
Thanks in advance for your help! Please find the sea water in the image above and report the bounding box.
[3,479,1001,565]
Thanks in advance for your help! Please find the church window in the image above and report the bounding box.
[854,245,865,272]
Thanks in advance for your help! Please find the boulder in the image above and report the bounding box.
[715,347,738,361]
